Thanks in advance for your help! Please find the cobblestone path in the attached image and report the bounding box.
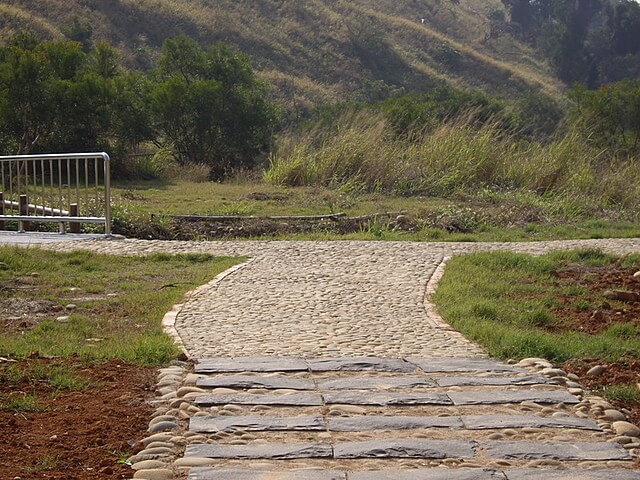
[43,238,640,479]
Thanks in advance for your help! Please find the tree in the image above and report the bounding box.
[570,79,640,152]
[150,36,278,178]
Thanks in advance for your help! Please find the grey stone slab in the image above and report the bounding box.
[189,469,346,480]
[185,443,333,459]
[448,390,579,405]
[197,375,315,390]
[195,357,308,373]
[323,391,452,406]
[505,469,640,480]
[333,439,476,459]
[318,376,436,390]
[436,375,550,387]
[194,393,323,407]
[328,416,463,432]
[409,358,523,373]
[462,415,600,431]
[307,357,415,373]
[483,441,631,461]
[349,469,505,480]
[190,415,325,433]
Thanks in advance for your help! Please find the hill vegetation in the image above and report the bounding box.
[0,0,564,113]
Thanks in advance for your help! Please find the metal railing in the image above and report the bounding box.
[0,152,111,235]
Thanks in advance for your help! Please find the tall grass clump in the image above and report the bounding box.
[266,110,640,213]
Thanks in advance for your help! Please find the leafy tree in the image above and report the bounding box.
[150,36,278,178]
[570,79,640,152]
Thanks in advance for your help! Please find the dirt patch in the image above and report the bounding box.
[0,357,154,480]
[0,298,64,335]
[561,357,640,425]
[548,264,640,335]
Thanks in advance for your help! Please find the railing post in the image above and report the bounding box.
[19,194,29,232]
[69,203,80,233]
[103,153,112,236]
[0,192,4,230]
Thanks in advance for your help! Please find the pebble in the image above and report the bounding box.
[147,421,178,433]
[603,409,627,421]
[587,365,606,376]
[612,421,640,437]
[131,460,167,471]
[133,469,173,480]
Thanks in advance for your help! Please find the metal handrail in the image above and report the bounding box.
[0,152,111,235]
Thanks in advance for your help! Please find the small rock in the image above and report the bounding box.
[147,421,178,433]
[133,468,173,480]
[612,421,640,437]
[131,460,167,471]
[613,436,635,445]
[633,271,640,278]
[586,365,606,376]
[174,457,215,467]
[603,409,627,421]
[56,316,69,323]
[568,388,583,395]
[603,290,640,302]
[65,303,77,310]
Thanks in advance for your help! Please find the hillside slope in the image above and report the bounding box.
[0,0,565,110]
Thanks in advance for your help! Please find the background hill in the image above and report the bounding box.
[0,0,564,112]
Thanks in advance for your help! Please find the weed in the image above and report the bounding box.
[0,393,42,412]
[601,384,640,404]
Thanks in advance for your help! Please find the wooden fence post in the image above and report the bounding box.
[69,203,80,233]
[19,194,30,232]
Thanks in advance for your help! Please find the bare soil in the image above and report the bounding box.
[548,264,640,426]
[0,357,154,480]
[550,264,640,335]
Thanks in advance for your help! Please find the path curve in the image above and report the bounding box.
[43,238,640,479]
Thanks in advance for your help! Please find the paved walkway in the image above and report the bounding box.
[39,238,640,479]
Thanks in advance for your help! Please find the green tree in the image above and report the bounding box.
[151,36,278,178]
[570,79,640,152]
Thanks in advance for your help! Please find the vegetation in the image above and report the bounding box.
[502,0,640,86]
[0,33,278,178]
[433,249,640,362]
[0,0,563,110]
[0,247,241,364]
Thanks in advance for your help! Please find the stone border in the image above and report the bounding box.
[161,258,256,357]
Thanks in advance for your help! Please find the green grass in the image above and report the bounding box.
[433,249,640,363]
[0,393,42,412]
[0,247,241,365]
[600,384,640,404]
[109,179,640,242]
[0,363,92,391]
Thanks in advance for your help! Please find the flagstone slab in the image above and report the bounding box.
[328,416,463,432]
[462,415,600,430]
[197,375,315,390]
[190,415,325,433]
[435,375,550,387]
[323,391,452,406]
[409,358,523,373]
[317,376,437,390]
[448,390,579,405]
[307,358,415,373]
[483,441,631,461]
[333,439,476,459]
[504,469,640,480]
[185,443,333,459]
[194,393,323,407]
[188,469,347,480]
[195,357,309,373]
[348,469,505,480]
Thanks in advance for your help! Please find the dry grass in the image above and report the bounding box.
[0,0,562,105]
[265,110,640,213]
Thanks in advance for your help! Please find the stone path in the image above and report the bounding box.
[38,238,640,479]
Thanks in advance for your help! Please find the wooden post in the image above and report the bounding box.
[0,192,4,230]
[19,194,30,232]
[69,203,80,234]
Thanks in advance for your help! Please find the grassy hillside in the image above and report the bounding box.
[0,0,564,112]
